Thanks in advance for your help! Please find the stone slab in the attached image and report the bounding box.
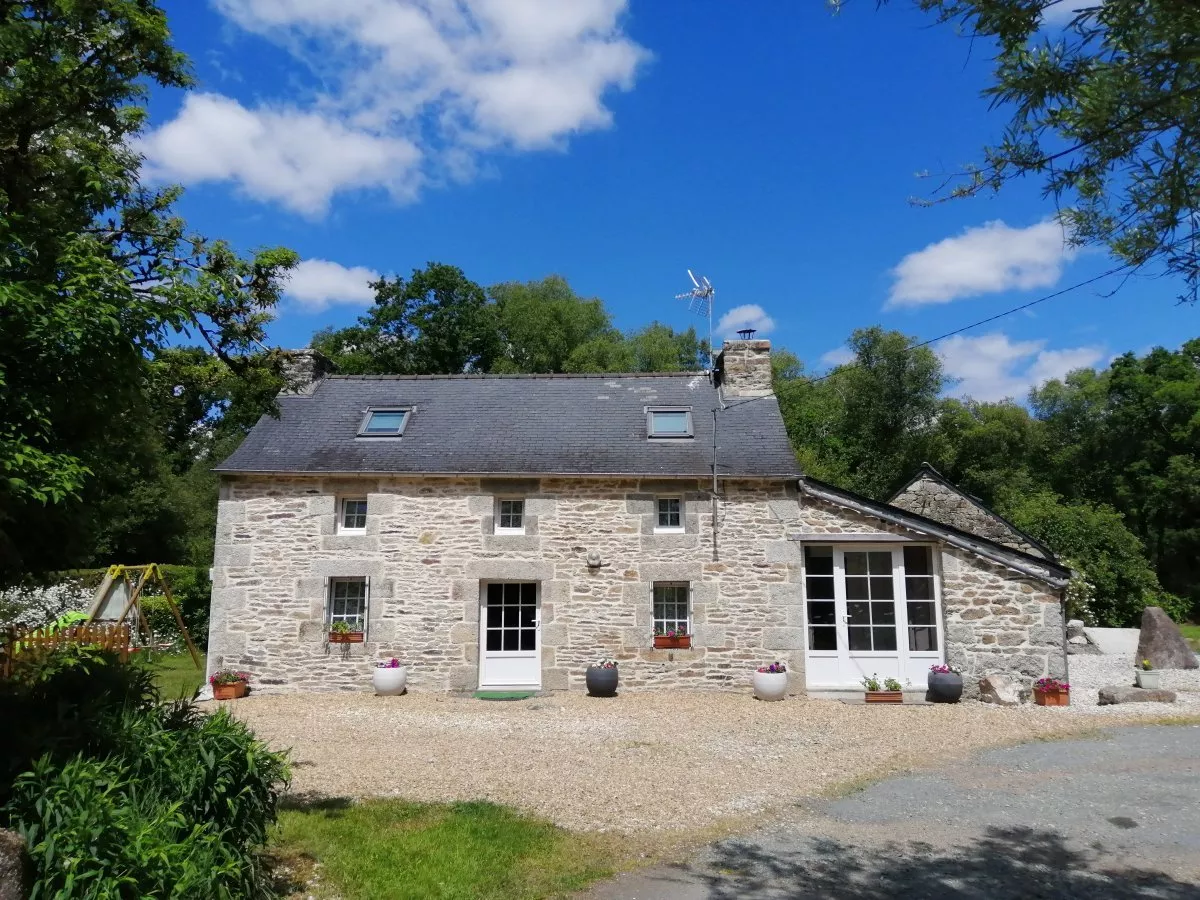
[1097,685,1177,705]
[1083,627,1141,656]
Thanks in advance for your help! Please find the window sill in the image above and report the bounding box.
[336,529,367,537]
[494,528,526,536]
[653,527,686,535]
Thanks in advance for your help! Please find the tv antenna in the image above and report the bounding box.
[675,270,715,367]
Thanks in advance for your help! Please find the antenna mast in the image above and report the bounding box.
[675,269,715,368]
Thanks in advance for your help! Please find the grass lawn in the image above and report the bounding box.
[1181,624,1200,652]
[147,649,206,699]
[273,799,627,900]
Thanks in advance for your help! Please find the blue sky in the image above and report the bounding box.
[144,0,1191,401]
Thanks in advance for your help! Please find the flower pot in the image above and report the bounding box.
[864,690,903,704]
[373,666,407,696]
[329,631,364,644]
[653,635,691,650]
[585,666,619,697]
[926,671,964,703]
[212,682,247,701]
[753,670,789,701]
[1135,670,1161,690]
[1034,688,1070,707]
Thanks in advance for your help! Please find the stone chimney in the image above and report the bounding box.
[715,339,772,397]
[280,348,335,395]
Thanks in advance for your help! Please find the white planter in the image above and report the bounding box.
[373,666,408,696]
[1135,669,1161,690]
[753,670,789,701]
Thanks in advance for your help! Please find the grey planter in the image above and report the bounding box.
[927,671,964,703]
[585,666,618,697]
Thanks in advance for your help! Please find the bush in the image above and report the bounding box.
[0,578,94,629]
[147,565,210,651]
[0,647,288,899]
[1002,491,1188,626]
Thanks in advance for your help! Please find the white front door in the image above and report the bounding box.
[479,582,541,689]
[803,544,943,689]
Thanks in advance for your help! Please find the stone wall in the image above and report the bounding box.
[890,473,1047,558]
[208,476,807,694]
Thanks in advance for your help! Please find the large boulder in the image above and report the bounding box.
[1066,619,1086,640]
[1136,607,1198,670]
[978,674,1021,706]
[0,828,30,900]
[1098,685,1177,705]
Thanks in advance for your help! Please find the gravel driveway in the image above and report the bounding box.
[223,688,1198,834]
[585,724,1200,898]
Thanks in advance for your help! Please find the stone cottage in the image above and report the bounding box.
[207,339,1070,696]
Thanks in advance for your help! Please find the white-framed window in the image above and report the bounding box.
[327,577,369,633]
[646,407,693,439]
[357,408,410,437]
[338,498,368,533]
[496,499,525,534]
[903,545,938,651]
[655,496,683,532]
[652,582,691,633]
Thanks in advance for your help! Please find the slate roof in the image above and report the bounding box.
[216,373,802,479]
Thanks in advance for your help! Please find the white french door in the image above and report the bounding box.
[803,544,943,689]
[478,582,541,689]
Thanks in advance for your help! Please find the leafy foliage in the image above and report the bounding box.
[0,648,288,899]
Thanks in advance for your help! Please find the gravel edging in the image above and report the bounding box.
[218,690,1200,834]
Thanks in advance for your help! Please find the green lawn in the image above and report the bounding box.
[147,650,206,699]
[273,800,625,900]
[1181,624,1200,652]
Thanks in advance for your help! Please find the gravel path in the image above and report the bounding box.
[219,689,1200,834]
[1069,650,1200,708]
[585,725,1200,898]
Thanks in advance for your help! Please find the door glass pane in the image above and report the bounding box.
[870,577,894,600]
[907,601,935,625]
[520,628,536,651]
[505,583,521,604]
[519,605,535,628]
[804,545,834,575]
[867,551,892,575]
[486,606,501,628]
[487,583,503,603]
[909,627,938,651]
[845,552,868,576]
[905,577,933,600]
[871,602,896,625]
[521,582,536,604]
[809,626,838,651]
[807,601,836,625]
[807,576,834,599]
[873,627,898,651]
[846,577,869,601]
[486,630,501,651]
[503,606,519,627]
[903,545,932,576]
[503,630,518,651]
[847,601,870,625]
[848,627,873,651]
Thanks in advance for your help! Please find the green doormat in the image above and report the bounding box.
[473,690,535,700]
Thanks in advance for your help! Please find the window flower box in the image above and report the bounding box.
[862,674,905,704]
[1033,677,1070,706]
[329,630,364,644]
[653,634,691,650]
[864,690,903,704]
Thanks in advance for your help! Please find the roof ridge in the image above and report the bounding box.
[326,371,713,381]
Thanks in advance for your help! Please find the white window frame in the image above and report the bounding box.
[652,582,692,634]
[495,498,526,535]
[325,576,370,635]
[655,496,684,533]
[338,497,368,534]
[357,407,410,437]
[646,407,694,439]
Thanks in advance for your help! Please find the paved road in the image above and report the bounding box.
[585,726,1200,899]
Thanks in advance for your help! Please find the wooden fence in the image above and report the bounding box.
[0,624,131,678]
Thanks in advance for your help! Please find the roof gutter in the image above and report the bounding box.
[798,477,1071,588]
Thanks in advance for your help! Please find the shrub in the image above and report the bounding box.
[147,565,211,651]
[0,647,288,898]
[0,578,94,629]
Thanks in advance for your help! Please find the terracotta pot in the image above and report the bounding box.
[653,635,691,650]
[212,682,247,701]
[1034,688,1070,707]
[329,631,364,644]
[864,690,903,704]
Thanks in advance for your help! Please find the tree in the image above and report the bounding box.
[489,276,614,373]
[0,1,297,577]
[774,327,945,498]
[838,1,1200,299]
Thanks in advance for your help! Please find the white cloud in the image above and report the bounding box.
[716,304,776,339]
[139,94,421,217]
[140,0,648,214]
[284,259,380,312]
[820,347,855,368]
[937,332,1104,401]
[888,219,1077,307]
[1042,0,1096,25]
